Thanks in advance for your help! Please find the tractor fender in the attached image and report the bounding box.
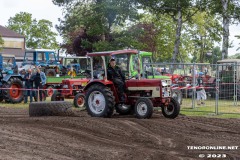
[83,80,114,92]
[2,74,23,82]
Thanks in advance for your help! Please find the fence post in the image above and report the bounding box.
[215,64,219,115]
[192,63,196,109]
[237,63,239,106]
[234,62,237,106]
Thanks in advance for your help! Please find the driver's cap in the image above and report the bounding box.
[110,58,115,62]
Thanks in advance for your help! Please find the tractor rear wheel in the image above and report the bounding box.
[51,92,64,101]
[134,98,153,119]
[74,93,85,108]
[46,69,56,77]
[85,84,115,118]
[171,89,182,105]
[3,78,24,103]
[161,98,180,119]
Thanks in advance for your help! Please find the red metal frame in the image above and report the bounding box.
[87,49,138,57]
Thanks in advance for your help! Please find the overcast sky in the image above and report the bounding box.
[0,0,63,43]
[0,0,239,56]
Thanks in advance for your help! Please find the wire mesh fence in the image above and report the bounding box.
[143,62,240,115]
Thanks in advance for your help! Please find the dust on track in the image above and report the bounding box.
[0,107,239,160]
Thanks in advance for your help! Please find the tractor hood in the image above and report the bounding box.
[125,79,171,88]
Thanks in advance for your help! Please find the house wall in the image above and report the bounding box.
[2,37,25,49]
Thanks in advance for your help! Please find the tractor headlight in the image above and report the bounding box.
[161,81,168,87]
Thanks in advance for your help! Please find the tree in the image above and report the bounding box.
[185,11,222,63]
[136,0,205,63]
[206,0,240,59]
[7,12,58,49]
[211,46,222,64]
[53,0,139,55]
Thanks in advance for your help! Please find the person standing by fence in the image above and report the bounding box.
[196,72,207,105]
[24,68,34,103]
[33,66,46,101]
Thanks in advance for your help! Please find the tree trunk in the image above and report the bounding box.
[172,7,182,63]
[221,0,230,59]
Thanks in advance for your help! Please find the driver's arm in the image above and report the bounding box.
[118,67,125,82]
[107,67,113,81]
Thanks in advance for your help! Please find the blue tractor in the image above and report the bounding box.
[22,49,61,76]
[0,54,24,103]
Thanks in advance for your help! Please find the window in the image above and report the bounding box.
[114,54,128,71]
[37,52,45,62]
[24,52,34,62]
[79,58,90,70]
[3,57,14,68]
[49,53,55,61]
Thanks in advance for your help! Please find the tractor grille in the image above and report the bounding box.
[162,79,171,98]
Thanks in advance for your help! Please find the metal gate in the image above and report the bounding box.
[142,62,240,115]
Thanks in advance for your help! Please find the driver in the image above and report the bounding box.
[107,58,125,102]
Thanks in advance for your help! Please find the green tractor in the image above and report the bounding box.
[125,51,182,105]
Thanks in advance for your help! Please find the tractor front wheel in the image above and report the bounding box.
[134,98,153,119]
[46,85,56,97]
[85,84,115,118]
[74,93,85,108]
[161,98,180,119]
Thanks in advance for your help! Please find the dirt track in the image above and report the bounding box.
[0,107,239,160]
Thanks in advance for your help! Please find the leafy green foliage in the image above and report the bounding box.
[185,11,222,63]
[7,12,58,49]
[204,0,240,58]
[53,0,238,63]
[55,0,139,55]
[135,0,204,63]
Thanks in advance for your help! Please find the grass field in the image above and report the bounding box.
[181,98,240,118]
[0,97,240,118]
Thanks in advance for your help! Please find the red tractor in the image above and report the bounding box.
[82,49,180,119]
[51,78,89,108]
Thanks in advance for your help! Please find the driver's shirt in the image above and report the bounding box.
[107,65,125,82]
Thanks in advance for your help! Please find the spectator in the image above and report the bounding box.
[24,68,34,103]
[33,66,46,101]
[196,72,207,105]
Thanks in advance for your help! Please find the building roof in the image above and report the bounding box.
[0,25,25,38]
